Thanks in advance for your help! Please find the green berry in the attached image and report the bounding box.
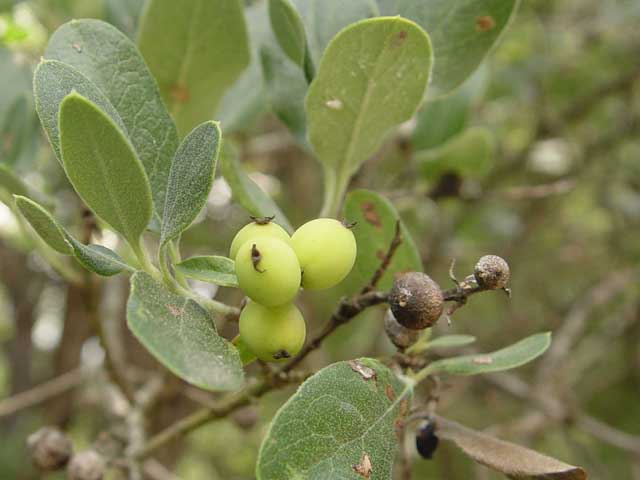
[291,218,357,290]
[235,237,301,306]
[239,301,306,362]
[229,218,290,260]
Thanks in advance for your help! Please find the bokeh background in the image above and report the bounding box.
[1,0,639,478]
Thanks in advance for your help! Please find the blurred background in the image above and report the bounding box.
[0,0,639,478]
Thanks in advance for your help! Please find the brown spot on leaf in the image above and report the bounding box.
[361,202,381,228]
[475,15,496,32]
[71,43,82,53]
[166,304,184,317]
[376,250,386,261]
[394,418,405,441]
[385,384,395,402]
[399,399,409,417]
[352,453,372,478]
[170,84,190,103]
[390,30,408,48]
[472,356,493,365]
[348,360,376,380]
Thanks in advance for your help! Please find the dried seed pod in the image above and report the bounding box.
[415,420,439,459]
[383,309,420,349]
[389,272,444,330]
[67,450,105,480]
[474,255,510,290]
[27,427,72,471]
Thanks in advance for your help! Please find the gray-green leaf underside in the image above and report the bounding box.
[175,256,238,288]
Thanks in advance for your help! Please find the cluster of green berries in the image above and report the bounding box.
[231,217,357,362]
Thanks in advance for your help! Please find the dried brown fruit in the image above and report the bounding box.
[389,272,444,329]
[474,255,510,290]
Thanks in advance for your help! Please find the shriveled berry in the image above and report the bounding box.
[229,218,290,260]
[67,450,105,480]
[291,218,357,290]
[235,237,301,307]
[27,427,72,471]
[383,309,420,349]
[239,300,306,362]
[416,420,439,459]
[389,272,443,330]
[474,255,510,290]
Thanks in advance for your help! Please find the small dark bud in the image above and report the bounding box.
[67,450,105,480]
[474,255,510,290]
[383,309,420,349]
[27,427,72,471]
[389,272,444,330]
[415,420,439,459]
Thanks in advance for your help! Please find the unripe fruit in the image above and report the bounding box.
[474,255,510,290]
[415,420,439,459]
[291,218,357,290]
[235,237,301,306]
[389,272,444,330]
[229,218,290,260]
[383,309,420,349]
[239,301,306,362]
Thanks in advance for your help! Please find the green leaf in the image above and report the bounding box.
[305,17,432,215]
[268,0,307,68]
[219,143,293,233]
[127,272,244,391]
[66,237,132,277]
[14,195,132,276]
[422,332,552,377]
[14,195,72,255]
[256,358,412,479]
[45,19,180,225]
[161,121,221,245]
[175,256,238,288]
[138,0,250,136]
[425,335,477,350]
[343,189,422,292]
[217,3,271,134]
[411,67,487,151]
[58,92,152,248]
[0,164,29,198]
[0,94,33,166]
[416,127,495,179]
[34,59,127,165]
[375,0,519,96]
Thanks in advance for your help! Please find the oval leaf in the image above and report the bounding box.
[416,127,496,180]
[45,19,180,225]
[0,164,29,198]
[127,272,244,391]
[66,237,132,277]
[219,143,293,232]
[423,332,552,377]
[161,121,221,245]
[59,92,152,247]
[34,59,127,165]
[269,0,307,68]
[14,195,72,255]
[343,189,422,292]
[257,358,412,479]
[305,16,432,202]
[424,334,477,350]
[435,415,587,479]
[175,256,238,288]
[376,0,520,96]
[138,0,250,136]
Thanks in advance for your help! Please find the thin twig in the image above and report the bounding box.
[362,220,403,293]
[0,367,85,417]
